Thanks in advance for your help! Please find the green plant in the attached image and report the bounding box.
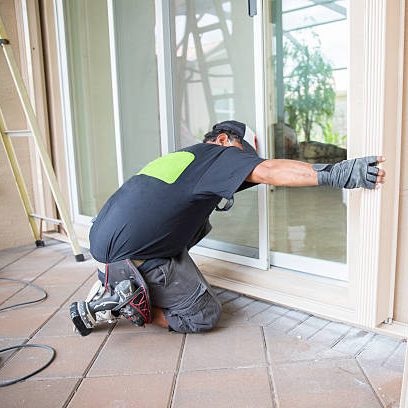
[321,122,347,147]
[284,39,336,143]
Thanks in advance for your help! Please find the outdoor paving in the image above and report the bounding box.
[0,241,406,408]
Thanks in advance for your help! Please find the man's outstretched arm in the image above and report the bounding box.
[247,156,386,189]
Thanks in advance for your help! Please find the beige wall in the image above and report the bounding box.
[0,0,35,249]
[393,5,408,324]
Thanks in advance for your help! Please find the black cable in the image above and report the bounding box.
[0,344,56,387]
[0,277,47,312]
[0,277,56,386]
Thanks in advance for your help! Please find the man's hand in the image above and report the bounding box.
[313,156,386,189]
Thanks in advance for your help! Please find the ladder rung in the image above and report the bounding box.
[197,23,222,33]
[30,213,63,225]
[212,93,235,100]
[206,59,230,68]
[4,129,31,137]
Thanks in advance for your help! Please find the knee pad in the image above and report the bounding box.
[70,259,152,336]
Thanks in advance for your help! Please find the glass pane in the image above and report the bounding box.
[267,0,348,265]
[112,1,161,180]
[64,0,118,216]
[170,0,259,258]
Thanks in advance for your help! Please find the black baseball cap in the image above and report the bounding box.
[212,120,258,155]
[212,120,246,142]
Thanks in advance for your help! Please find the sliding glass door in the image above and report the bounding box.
[168,0,267,266]
[265,0,349,280]
[59,0,347,277]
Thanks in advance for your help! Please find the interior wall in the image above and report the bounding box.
[0,0,35,250]
[394,4,408,324]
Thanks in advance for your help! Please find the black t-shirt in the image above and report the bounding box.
[89,143,265,263]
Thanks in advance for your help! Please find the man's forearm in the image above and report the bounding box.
[248,159,318,187]
[247,156,385,189]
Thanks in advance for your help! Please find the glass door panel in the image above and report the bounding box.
[266,0,348,279]
[111,0,162,181]
[169,0,259,258]
[63,0,118,216]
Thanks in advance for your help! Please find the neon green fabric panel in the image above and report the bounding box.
[137,152,195,184]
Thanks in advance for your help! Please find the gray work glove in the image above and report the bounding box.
[313,156,379,189]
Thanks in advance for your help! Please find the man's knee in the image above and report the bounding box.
[165,289,222,333]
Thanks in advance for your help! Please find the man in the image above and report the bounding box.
[75,120,385,335]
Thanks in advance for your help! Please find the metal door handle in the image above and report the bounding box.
[248,0,257,17]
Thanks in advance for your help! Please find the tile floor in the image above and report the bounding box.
[0,242,406,408]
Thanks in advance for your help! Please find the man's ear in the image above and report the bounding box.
[216,133,229,145]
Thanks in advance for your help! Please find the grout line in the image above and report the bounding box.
[62,323,116,408]
[263,309,291,327]
[168,333,186,408]
[353,333,376,358]
[248,304,274,319]
[330,326,352,349]
[306,320,331,340]
[284,314,312,334]
[381,340,405,368]
[228,298,256,314]
[355,358,387,408]
[0,247,37,272]
[0,255,69,369]
[285,314,312,334]
[0,255,67,308]
[0,260,94,369]
[219,292,241,305]
[261,326,279,408]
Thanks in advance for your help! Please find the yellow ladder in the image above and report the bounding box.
[0,15,84,261]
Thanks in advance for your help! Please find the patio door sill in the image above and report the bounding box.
[197,256,356,324]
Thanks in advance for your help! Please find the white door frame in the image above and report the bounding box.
[348,0,405,328]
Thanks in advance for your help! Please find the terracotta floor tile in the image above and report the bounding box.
[88,331,184,376]
[306,320,351,345]
[63,278,96,306]
[266,309,311,333]
[35,307,109,338]
[216,310,255,328]
[385,341,407,372]
[250,304,290,326]
[0,252,65,281]
[358,360,403,408]
[1,284,77,310]
[34,258,95,286]
[113,317,167,334]
[273,359,381,408]
[181,326,266,371]
[288,316,330,339]
[0,337,27,365]
[0,306,55,337]
[264,330,345,363]
[0,335,106,380]
[67,373,174,408]
[0,283,21,304]
[0,378,77,408]
[222,295,254,314]
[173,367,273,408]
[331,327,375,357]
[0,245,34,269]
